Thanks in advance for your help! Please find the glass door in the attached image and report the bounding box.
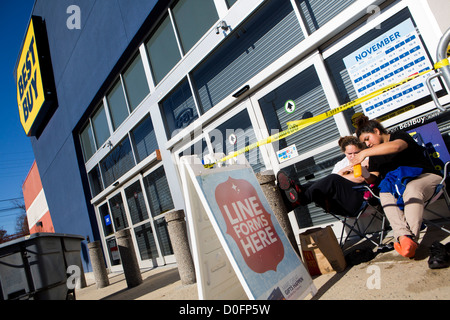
[203,99,272,173]
[96,168,176,270]
[142,164,176,264]
[249,52,347,228]
[123,177,164,268]
[96,191,130,272]
[97,201,121,270]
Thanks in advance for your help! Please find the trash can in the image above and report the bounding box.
[0,233,84,300]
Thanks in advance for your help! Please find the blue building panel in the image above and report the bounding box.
[29,0,160,271]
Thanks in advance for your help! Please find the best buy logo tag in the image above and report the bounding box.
[16,18,46,136]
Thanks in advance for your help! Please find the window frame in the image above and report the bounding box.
[122,52,151,113]
[79,120,97,162]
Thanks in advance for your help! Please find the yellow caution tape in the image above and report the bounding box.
[203,58,449,169]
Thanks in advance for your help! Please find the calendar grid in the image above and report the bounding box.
[343,19,441,119]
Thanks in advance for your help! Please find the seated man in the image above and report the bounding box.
[278,136,369,217]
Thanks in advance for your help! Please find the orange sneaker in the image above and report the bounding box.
[394,236,418,258]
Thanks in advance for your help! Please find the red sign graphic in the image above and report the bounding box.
[215,177,284,273]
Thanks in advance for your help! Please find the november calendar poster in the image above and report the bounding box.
[343,18,441,119]
[196,167,312,300]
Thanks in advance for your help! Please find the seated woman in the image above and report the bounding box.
[277,136,369,217]
[350,115,442,258]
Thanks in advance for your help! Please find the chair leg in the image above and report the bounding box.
[329,212,379,248]
[379,215,386,246]
[343,212,365,246]
[338,217,347,247]
[422,218,450,235]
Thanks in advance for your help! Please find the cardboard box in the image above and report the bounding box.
[299,226,347,276]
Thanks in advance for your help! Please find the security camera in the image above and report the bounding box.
[216,20,229,34]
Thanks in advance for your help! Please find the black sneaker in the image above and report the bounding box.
[285,187,299,203]
[428,241,450,269]
[277,170,293,190]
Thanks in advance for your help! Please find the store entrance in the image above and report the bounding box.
[95,165,175,271]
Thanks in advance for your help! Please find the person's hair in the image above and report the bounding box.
[338,136,365,153]
[354,115,388,138]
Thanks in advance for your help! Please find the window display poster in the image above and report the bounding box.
[343,19,442,119]
[197,167,314,300]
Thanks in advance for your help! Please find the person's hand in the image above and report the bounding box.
[338,165,353,176]
[349,151,366,166]
[361,158,369,168]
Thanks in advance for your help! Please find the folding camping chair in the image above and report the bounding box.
[354,161,450,241]
[276,170,391,250]
[421,161,450,234]
[326,185,391,250]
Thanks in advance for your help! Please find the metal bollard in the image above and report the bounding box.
[165,209,196,285]
[256,170,301,256]
[87,241,110,289]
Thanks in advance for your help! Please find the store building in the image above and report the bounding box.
[16,0,450,273]
[23,161,54,234]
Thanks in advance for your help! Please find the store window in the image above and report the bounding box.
[122,179,161,261]
[107,79,129,130]
[99,203,114,237]
[192,0,304,113]
[146,15,182,85]
[107,238,121,266]
[294,0,356,35]
[134,223,159,260]
[172,0,219,54]
[178,138,209,163]
[154,219,173,256]
[324,8,444,126]
[100,137,135,188]
[125,180,149,225]
[130,116,158,163]
[80,123,96,161]
[258,65,340,155]
[226,0,238,8]
[143,166,174,217]
[109,193,128,231]
[88,165,104,198]
[91,104,110,148]
[161,78,198,137]
[143,166,175,257]
[123,54,150,112]
[209,109,265,173]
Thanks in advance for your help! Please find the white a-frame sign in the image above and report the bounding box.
[179,155,316,300]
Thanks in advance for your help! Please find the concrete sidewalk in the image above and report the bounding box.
[309,224,450,300]
[76,265,198,300]
[76,223,450,300]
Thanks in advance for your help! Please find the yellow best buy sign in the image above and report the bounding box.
[16,16,56,137]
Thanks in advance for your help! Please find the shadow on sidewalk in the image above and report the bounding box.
[100,268,181,300]
[309,222,450,300]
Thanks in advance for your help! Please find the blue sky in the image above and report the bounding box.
[0,1,36,235]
